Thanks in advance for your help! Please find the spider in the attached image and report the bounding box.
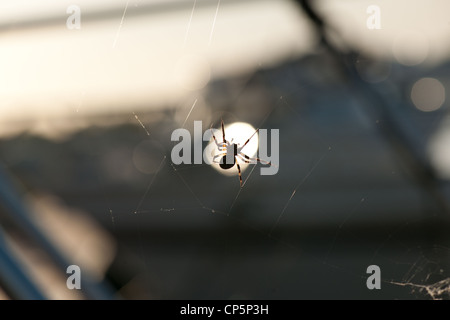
[210,120,271,187]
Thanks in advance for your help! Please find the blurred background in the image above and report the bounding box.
[1,0,450,299]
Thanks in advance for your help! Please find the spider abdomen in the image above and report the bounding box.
[219,143,237,169]
[219,157,235,170]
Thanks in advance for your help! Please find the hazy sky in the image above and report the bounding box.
[0,0,313,137]
[0,0,449,137]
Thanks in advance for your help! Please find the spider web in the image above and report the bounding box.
[107,59,450,299]
[120,37,450,297]
[2,48,448,301]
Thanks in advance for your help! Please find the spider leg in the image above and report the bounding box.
[238,153,274,166]
[237,128,259,152]
[210,124,222,148]
[221,119,227,150]
[212,153,226,163]
[221,119,225,142]
[237,154,253,164]
[236,162,243,187]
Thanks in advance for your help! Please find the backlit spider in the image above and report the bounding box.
[210,120,271,187]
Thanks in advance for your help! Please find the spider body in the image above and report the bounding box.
[219,144,237,170]
[210,120,271,187]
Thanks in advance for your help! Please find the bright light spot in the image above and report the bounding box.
[411,78,446,112]
[174,54,211,91]
[206,121,258,177]
[393,32,429,66]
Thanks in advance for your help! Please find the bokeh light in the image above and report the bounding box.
[393,32,429,66]
[429,117,450,178]
[411,77,446,112]
[355,57,391,83]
